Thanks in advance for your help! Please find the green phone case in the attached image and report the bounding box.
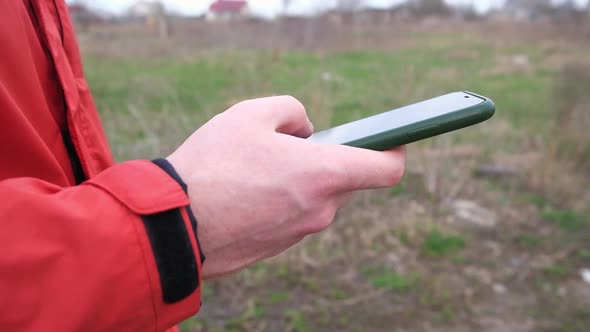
[345,91,495,151]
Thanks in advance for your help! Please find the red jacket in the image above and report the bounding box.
[0,1,203,331]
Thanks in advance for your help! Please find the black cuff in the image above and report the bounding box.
[152,158,206,265]
[138,158,205,304]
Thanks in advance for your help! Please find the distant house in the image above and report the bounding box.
[354,6,414,25]
[324,4,413,26]
[207,0,249,22]
[127,1,166,24]
[451,4,480,21]
[126,1,171,37]
[356,8,395,25]
[322,9,356,25]
[407,0,452,17]
[68,3,108,28]
[502,0,551,22]
[552,1,589,22]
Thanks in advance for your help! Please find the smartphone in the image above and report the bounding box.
[309,91,495,151]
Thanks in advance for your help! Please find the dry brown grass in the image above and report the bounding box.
[523,62,590,212]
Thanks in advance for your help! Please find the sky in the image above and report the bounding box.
[70,0,589,18]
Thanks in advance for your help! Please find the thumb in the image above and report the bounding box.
[316,144,407,192]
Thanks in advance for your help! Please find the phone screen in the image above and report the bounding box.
[310,92,485,145]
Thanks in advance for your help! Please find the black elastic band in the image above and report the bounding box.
[140,159,206,304]
[152,158,206,264]
[142,209,198,303]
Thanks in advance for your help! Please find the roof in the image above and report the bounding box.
[209,0,247,13]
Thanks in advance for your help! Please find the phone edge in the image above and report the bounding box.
[346,92,496,151]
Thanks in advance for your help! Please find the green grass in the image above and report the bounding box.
[527,194,549,208]
[363,267,418,291]
[543,263,569,278]
[224,302,266,330]
[542,208,587,232]
[515,234,543,248]
[269,292,290,304]
[286,310,311,332]
[578,249,590,259]
[328,288,348,300]
[83,35,562,160]
[389,182,406,196]
[422,230,467,257]
[179,319,204,331]
[550,312,590,332]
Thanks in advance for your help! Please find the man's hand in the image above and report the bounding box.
[167,96,406,279]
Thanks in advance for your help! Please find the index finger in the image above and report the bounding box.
[235,95,314,138]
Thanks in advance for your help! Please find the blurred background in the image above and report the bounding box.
[69,0,589,331]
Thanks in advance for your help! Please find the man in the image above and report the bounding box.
[0,1,406,331]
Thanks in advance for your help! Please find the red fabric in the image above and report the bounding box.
[0,1,202,331]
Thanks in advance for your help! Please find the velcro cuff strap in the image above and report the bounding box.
[87,160,189,215]
[152,158,206,265]
[88,160,199,304]
[142,209,199,303]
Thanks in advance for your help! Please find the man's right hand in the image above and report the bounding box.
[167,96,406,279]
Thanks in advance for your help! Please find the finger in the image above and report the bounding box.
[315,144,407,192]
[242,95,314,138]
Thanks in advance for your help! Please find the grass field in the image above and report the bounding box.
[80,20,590,332]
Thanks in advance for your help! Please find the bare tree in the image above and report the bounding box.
[153,2,171,38]
[282,0,292,14]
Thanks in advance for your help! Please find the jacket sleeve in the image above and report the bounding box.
[0,160,204,332]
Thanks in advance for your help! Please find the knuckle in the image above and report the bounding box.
[300,206,337,235]
[282,94,303,107]
[282,95,307,115]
